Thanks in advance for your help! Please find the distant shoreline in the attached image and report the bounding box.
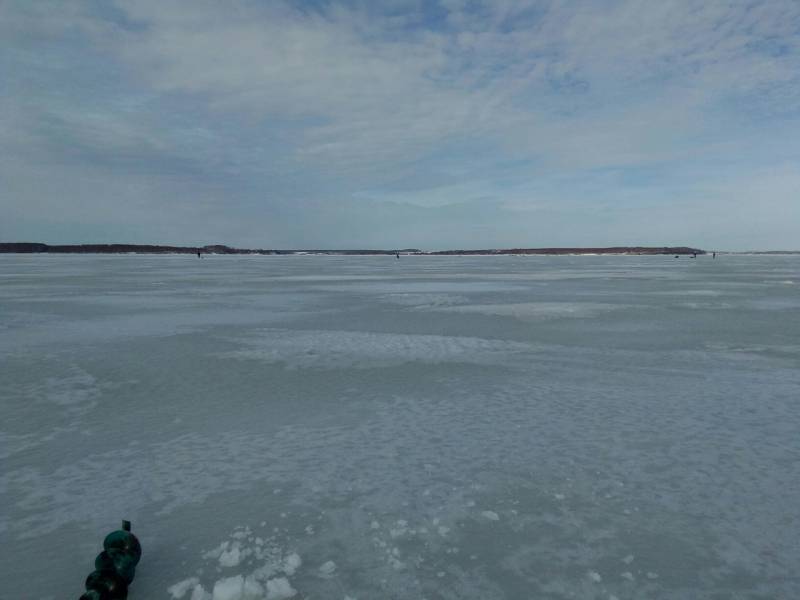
[0,243,710,256]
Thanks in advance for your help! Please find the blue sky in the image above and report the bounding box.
[2,0,799,250]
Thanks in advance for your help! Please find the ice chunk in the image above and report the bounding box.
[621,554,634,564]
[587,571,602,582]
[319,560,337,577]
[219,544,242,567]
[266,577,296,599]
[283,552,302,575]
[251,562,278,582]
[211,575,270,600]
[204,542,229,560]
[481,510,499,521]
[390,520,409,537]
[168,577,199,599]
[191,585,212,600]
[212,576,244,600]
[243,577,265,597]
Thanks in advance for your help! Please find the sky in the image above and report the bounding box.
[1,0,799,250]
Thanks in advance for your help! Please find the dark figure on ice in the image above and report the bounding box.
[396,252,400,259]
[197,251,202,258]
[713,252,716,259]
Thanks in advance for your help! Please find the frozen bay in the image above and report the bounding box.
[1,254,799,599]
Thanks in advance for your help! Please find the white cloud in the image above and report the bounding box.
[91,0,799,169]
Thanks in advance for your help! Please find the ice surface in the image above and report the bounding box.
[429,301,625,320]
[221,328,535,370]
[1,254,800,599]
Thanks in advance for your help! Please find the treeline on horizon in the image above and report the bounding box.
[0,243,706,255]
[0,243,416,255]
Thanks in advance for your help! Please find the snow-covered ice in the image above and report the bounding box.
[1,253,800,599]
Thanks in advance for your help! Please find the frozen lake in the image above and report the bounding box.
[1,254,799,599]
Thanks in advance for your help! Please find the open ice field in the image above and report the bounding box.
[1,254,799,599]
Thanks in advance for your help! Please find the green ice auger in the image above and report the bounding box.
[79,520,142,600]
